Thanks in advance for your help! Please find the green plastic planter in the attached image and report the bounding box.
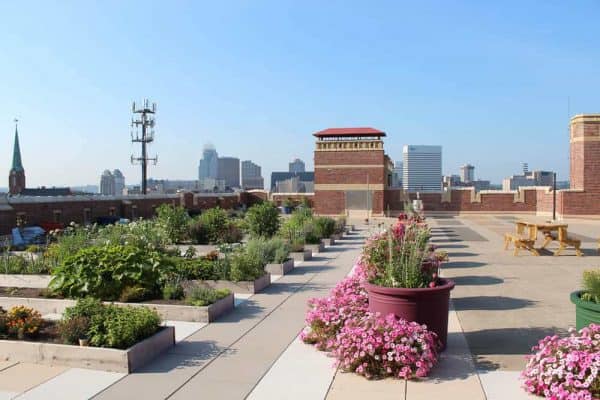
[570,291,600,330]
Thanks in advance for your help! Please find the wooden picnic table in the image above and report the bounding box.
[513,221,582,256]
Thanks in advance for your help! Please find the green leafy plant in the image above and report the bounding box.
[118,285,151,303]
[186,287,231,307]
[49,244,167,301]
[581,269,600,303]
[229,249,265,281]
[313,217,336,239]
[162,281,185,300]
[245,237,290,264]
[188,207,236,244]
[245,202,280,238]
[58,316,90,344]
[155,204,190,244]
[87,304,161,349]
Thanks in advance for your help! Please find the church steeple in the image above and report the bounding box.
[9,119,26,195]
[11,119,24,172]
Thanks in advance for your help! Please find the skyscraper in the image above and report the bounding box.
[100,170,115,195]
[113,169,125,195]
[9,120,25,195]
[392,161,403,187]
[402,145,442,193]
[289,158,305,173]
[198,144,218,180]
[460,164,475,183]
[218,157,240,189]
[241,160,264,190]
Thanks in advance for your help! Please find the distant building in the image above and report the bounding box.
[443,175,462,188]
[271,171,314,192]
[100,170,115,195]
[241,160,264,190]
[502,170,554,191]
[198,177,226,192]
[402,145,442,193]
[198,144,218,180]
[289,158,306,173]
[147,179,200,193]
[9,121,26,195]
[392,161,403,187]
[460,164,475,183]
[113,169,125,195]
[20,187,72,196]
[70,185,99,194]
[217,157,240,189]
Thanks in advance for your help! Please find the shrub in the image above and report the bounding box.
[63,297,105,321]
[58,316,90,344]
[0,307,7,335]
[118,286,151,303]
[186,287,231,307]
[245,202,280,238]
[49,244,167,301]
[521,325,600,399]
[229,250,265,281]
[88,304,161,349]
[189,207,235,244]
[0,254,52,275]
[171,257,228,281]
[313,217,336,239]
[155,204,190,244]
[162,282,185,300]
[245,237,290,265]
[331,313,439,379]
[6,305,43,339]
[334,216,347,234]
[581,269,600,303]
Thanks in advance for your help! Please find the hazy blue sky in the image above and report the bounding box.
[1,1,600,188]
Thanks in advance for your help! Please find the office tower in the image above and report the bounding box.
[288,158,306,173]
[217,157,240,188]
[100,170,115,195]
[402,145,442,193]
[113,169,125,195]
[198,144,219,180]
[392,161,403,187]
[241,160,264,190]
[460,164,475,183]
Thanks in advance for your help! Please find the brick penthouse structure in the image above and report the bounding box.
[313,127,395,217]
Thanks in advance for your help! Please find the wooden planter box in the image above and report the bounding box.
[322,238,336,246]
[0,326,175,373]
[305,242,325,254]
[290,249,312,262]
[265,258,294,275]
[191,273,271,295]
[0,274,51,288]
[0,293,234,323]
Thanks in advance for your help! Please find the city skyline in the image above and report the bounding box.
[2,2,599,188]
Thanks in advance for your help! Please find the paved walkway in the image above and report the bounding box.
[2,215,597,399]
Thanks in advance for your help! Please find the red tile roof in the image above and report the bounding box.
[313,127,386,137]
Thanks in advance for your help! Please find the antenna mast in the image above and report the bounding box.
[130,99,157,195]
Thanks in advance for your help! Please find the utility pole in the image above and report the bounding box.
[552,172,557,221]
[131,99,157,194]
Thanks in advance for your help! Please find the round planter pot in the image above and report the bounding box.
[570,291,600,330]
[364,279,455,350]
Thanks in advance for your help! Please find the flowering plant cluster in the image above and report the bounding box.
[300,263,369,350]
[301,262,440,379]
[521,324,600,399]
[332,313,439,379]
[2,305,43,339]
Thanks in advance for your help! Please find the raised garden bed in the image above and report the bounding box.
[0,288,234,323]
[265,258,294,275]
[188,273,271,295]
[322,238,336,246]
[0,325,174,373]
[0,274,51,289]
[305,242,325,254]
[290,249,312,262]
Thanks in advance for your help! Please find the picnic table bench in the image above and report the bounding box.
[504,221,583,257]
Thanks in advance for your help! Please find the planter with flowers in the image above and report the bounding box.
[570,269,600,330]
[362,222,454,349]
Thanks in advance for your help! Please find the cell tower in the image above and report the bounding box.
[130,99,158,195]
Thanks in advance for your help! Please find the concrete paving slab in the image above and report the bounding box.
[164,321,207,343]
[478,370,536,400]
[326,372,406,400]
[247,336,336,400]
[0,363,16,373]
[0,391,18,400]
[234,293,252,307]
[16,368,125,400]
[0,363,66,393]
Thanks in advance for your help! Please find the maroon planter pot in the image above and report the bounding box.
[364,279,455,350]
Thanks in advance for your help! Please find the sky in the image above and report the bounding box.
[1,0,600,188]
